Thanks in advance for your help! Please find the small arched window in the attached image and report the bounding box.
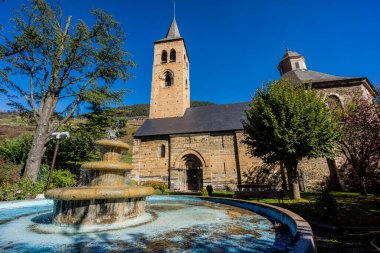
[325,95,343,112]
[161,50,168,63]
[165,71,173,86]
[170,49,176,62]
[160,144,165,158]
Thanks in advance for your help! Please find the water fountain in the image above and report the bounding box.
[45,139,154,225]
[0,139,316,252]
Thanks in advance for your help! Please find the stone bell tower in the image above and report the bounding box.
[149,18,190,119]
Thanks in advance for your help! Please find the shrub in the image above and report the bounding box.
[315,190,338,221]
[0,178,44,201]
[129,180,139,186]
[143,181,168,194]
[0,159,22,184]
[49,169,77,189]
[200,187,209,196]
[206,185,213,196]
[0,134,32,164]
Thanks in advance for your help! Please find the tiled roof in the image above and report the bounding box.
[134,102,250,137]
[281,69,353,83]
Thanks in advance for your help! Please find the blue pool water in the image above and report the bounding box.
[0,196,292,252]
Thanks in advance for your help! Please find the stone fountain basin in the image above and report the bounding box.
[81,161,132,170]
[95,139,130,150]
[45,186,154,200]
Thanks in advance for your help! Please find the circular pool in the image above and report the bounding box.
[0,196,315,252]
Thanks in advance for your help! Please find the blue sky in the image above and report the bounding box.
[0,0,379,111]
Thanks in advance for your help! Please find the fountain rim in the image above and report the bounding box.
[182,196,317,253]
[45,186,155,200]
[94,139,130,150]
[0,195,316,253]
[81,161,132,170]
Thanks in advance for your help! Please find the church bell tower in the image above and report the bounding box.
[149,18,190,119]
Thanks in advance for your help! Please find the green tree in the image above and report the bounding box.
[0,0,135,181]
[243,79,339,199]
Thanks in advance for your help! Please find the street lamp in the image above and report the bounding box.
[45,132,70,191]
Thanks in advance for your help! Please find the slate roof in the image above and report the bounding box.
[280,49,302,61]
[155,18,182,43]
[134,102,250,138]
[281,69,353,84]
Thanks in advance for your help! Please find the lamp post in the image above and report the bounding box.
[45,132,70,192]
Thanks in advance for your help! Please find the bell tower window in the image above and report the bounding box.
[295,62,300,69]
[165,71,173,86]
[170,49,176,62]
[161,50,168,63]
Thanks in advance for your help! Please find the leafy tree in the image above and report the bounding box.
[45,107,127,173]
[0,0,135,181]
[339,99,380,195]
[243,79,339,199]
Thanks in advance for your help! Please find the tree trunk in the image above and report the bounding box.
[280,162,288,191]
[359,175,367,196]
[24,97,55,182]
[286,162,301,200]
[24,124,49,181]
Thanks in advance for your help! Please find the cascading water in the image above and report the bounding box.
[45,139,154,225]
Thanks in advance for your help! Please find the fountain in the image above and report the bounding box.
[0,139,316,252]
[45,139,154,225]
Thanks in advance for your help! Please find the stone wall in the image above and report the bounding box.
[132,131,336,191]
[131,137,170,183]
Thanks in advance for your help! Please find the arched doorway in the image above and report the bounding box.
[184,154,203,191]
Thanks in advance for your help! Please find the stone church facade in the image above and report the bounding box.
[131,18,377,191]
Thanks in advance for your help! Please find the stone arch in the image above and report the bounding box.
[170,49,176,62]
[173,149,207,169]
[161,50,167,63]
[324,94,344,111]
[160,70,174,87]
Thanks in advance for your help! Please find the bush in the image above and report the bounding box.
[129,180,139,185]
[0,134,32,164]
[0,178,44,201]
[143,181,168,194]
[49,169,77,189]
[315,190,338,221]
[0,159,22,184]
[206,185,213,196]
[200,187,209,196]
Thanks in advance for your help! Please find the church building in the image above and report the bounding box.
[131,18,377,191]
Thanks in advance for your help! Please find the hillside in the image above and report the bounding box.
[0,101,216,141]
[113,101,216,118]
